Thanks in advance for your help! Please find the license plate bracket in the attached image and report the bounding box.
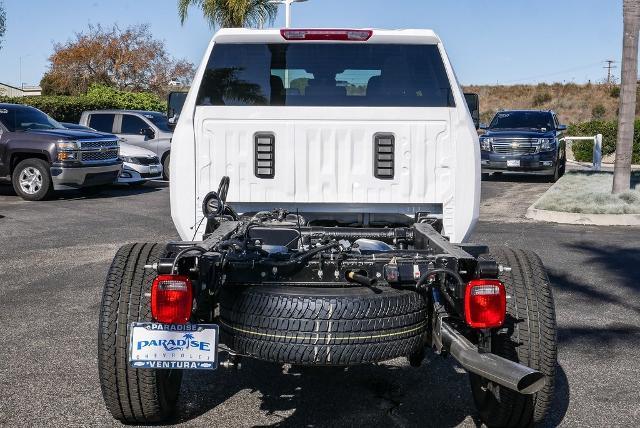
[129,323,219,370]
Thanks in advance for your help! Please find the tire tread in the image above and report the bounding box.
[471,247,557,428]
[219,286,427,366]
[98,243,181,424]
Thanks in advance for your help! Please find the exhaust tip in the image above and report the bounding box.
[517,372,546,394]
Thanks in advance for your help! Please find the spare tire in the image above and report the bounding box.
[218,285,428,366]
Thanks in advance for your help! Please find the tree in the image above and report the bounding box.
[0,2,6,50]
[613,0,640,193]
[178,0,277,28]
[40,24,194,97]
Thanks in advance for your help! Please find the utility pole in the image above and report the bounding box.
[19,55,31,90]
[604,59,618,85]
[268,0,308,28]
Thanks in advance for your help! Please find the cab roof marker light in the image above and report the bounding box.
[280,29,373,41]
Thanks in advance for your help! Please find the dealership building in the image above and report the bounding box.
[0,82,42,97]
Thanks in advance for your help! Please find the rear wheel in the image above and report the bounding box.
[11,158,54,201]
[98,243,182,424]
[219,285,428,366]
[470,247,557,427]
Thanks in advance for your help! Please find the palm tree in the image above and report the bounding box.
[178,0,278,28]
[183,333,195,349]
[613,0,640,193]
[0,2,6,50]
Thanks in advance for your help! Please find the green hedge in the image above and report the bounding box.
[568,120,640,164]
[0,85,166,123]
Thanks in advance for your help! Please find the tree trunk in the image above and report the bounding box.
[613,0,640,193]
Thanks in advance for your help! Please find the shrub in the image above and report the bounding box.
[0,85,166,123]
[568,120,640,164]
[610,86,620,98]
[84,85,166,111]
[532,92,552,106]
[591,104,606,120]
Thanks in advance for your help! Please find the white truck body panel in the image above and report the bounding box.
[171,28,480,243]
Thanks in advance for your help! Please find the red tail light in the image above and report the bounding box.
[464,279,506,329]
[151,275,193,324]
[280,29,372,41]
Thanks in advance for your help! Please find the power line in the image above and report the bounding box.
[501,61,602,84]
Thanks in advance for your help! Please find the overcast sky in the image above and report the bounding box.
[0,0,623,88]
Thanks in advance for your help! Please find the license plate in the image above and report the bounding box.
[507,159,521,167]
[149,165,160,174]
[129,323,219,370]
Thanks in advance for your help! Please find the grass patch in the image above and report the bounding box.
[534,171,640,214]
[463,83,626,125]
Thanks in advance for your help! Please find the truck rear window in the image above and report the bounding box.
[197,43,454,107]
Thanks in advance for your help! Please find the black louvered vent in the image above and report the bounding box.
[374,134,395,179]
[255,134,275,178]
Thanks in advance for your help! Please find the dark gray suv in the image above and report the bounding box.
[0,104,122,200]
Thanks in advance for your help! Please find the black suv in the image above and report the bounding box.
[480,110,567,181]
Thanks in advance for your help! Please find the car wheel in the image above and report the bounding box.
[470,247,557,427]
[558,157,566,178]
[98,243,182,424]
[11,158,54,201]
[162,154,170,180]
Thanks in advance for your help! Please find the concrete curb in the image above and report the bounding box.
[525,206,640,226]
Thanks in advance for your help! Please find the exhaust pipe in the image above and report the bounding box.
[440,321,546,394]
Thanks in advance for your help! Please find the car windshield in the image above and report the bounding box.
[141,112,171,132]
[0,106,65,132]
[197,43,455,107]
[490,111,555,130]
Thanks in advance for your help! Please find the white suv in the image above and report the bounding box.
[171,28,480,244]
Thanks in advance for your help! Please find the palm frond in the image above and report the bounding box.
[178,0,278,28]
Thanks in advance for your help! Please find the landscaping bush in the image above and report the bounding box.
[0,85,166,123]
[568,120,640,164]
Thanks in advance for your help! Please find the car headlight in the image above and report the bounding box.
[56,141,79,161]
[56,141,79,151]
[121,156,136,163]
[479,137,493,151]
[538,138,555,151]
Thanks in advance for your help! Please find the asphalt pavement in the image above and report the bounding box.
[0,175,638,427]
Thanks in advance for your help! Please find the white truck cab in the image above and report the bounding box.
[171,28,480,243]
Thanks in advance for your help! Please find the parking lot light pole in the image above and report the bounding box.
[268,0,308,28]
